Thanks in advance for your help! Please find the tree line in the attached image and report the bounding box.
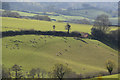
[1,10,51,21]
[91,14,119,51]
[2,30,82,38]
[2,60,116,79]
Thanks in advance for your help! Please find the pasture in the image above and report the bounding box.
[1,17,119,78]
[2,17,92,33]
[2,35,118,76]
[1,17,118,33]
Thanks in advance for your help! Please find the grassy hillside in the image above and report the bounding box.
[2,17,92,33]
[2,17,118,78]
[2,17,118,33]
[102,74,119,78]
[2,35,118,76]
[84,74,119,80]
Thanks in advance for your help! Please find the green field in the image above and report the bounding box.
[3,9,117,25]
[2,17,118,78]
[12,11,37,16]
[84,74,119,80]
[102,74,119,78]
[2,35,118,76]
[2,17,92,33]
[2,9,118,25]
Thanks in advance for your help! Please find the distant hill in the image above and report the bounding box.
[2,2,118,14]
[1,2,118,25]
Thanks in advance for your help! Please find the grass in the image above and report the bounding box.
[12,11,37,16]
[2,35,118,76]
[63,9,111,19]
[102,74,119,78]
[2,16,118,78]
[83,74,119,80]
[2,9,118,25]
[2,17,92,33]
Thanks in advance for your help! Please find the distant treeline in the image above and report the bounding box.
[1,10,51,21]
[1,30,90,38]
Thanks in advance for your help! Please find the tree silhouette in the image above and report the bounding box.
[53,25,56,31]
[2,65,11,78]
[65,23,71,34]
[106,60,115,75]
[11,64,22,78]
[51,63,71,80]
[91,14,111,39]
[29,68,36,78]
[36,68,41,78]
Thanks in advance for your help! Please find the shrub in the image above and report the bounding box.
[2,11,21,18]
[33,15,51,21]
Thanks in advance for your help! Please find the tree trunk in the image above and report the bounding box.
[37,74,40,78]
[68,29,69,34]
[15,71,17,78]
[110,71,112,75]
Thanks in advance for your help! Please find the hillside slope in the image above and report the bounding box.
[2,35,118,76]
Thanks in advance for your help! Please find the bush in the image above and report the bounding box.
[33,15,51,21]
[2,11,21,18]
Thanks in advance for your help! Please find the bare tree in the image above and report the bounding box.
[51,63,71,80]
[53,25,56,31]
[65,23,71,34]
[11,64,22,78]
[2,65,11,78]
[36,68,40,78]
[106,60,115,75]
[93,14,111,33]
[29,68,36,78]
[91,14,111,39]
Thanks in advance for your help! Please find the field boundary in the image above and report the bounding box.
[1,30,90,38]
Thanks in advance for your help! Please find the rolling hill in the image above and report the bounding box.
[2,35,118,77]
[1,17,118,78]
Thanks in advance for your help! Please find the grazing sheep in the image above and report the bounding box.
[13,47,15,49]
[65,63,68,66]
[40,37,43,39]
[44,36,46,38]
[56,53,59,56]
[83,68,85,70]
[44,40,47,43]
[59,52,62,55]
[5,45,8,48]
[64,49,68,51]
[32,45,35,47]
[30,40,32,42]
[64,41,67,43]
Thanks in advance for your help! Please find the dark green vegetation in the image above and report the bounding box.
[91,14,119,51]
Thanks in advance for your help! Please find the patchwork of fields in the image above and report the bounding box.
[1,17,119,78]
